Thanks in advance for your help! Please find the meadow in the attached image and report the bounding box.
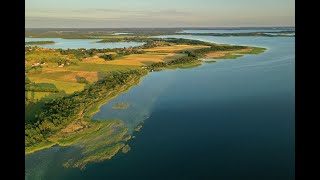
[26,43,218,94]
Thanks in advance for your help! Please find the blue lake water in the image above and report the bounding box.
[26,34,295,180]
[178,27,294,34]
[25,38,145,49]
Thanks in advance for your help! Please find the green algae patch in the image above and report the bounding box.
[112,102,129,110]
[57,120,130,170]
[203,60,217,64]
[63,143,125,170]
[243,47,267,54]
[26,119,131,170]
[123,135,132,141]
[134,125,143,132]
[122,145,131,154]
[25,141,56,155]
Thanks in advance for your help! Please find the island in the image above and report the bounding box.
[122,145,131,153]
[25,28,294,38]
[25,34,266,169]
[25,41,55,45]
[178,31,295,37]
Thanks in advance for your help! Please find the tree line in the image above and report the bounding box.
[25,69,147,147]
[99,49,145,61]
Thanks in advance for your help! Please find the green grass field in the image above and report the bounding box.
[65,63,138,72]
[25,51,65,63]
[27,76,86,94]
[25,91,52,100]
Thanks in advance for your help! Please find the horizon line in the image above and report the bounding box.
[25,26,295,29]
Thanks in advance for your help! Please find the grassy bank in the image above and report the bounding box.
[25,69,147,155]
[210,47,266,59]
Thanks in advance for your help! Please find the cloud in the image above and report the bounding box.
[72,8,191,15]
[147,10,192,16]
[25,8,293,28]
[25,7,197,28]
[25,15,201,28]
[94,8,137,13]
[71,8,127,13]
[27,8,192,19]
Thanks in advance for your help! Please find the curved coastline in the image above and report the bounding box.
[25,38,267,169]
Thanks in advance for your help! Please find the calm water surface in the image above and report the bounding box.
[26,34,295,180]
[178,27,294,34]
[25,38,145,49]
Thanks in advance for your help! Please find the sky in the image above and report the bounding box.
[25,0,295,28]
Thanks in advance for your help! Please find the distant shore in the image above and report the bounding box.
[25,41,55,45]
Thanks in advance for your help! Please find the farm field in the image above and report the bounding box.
[26,44,218,94]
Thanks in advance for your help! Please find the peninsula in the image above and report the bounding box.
[25,35,266,169]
